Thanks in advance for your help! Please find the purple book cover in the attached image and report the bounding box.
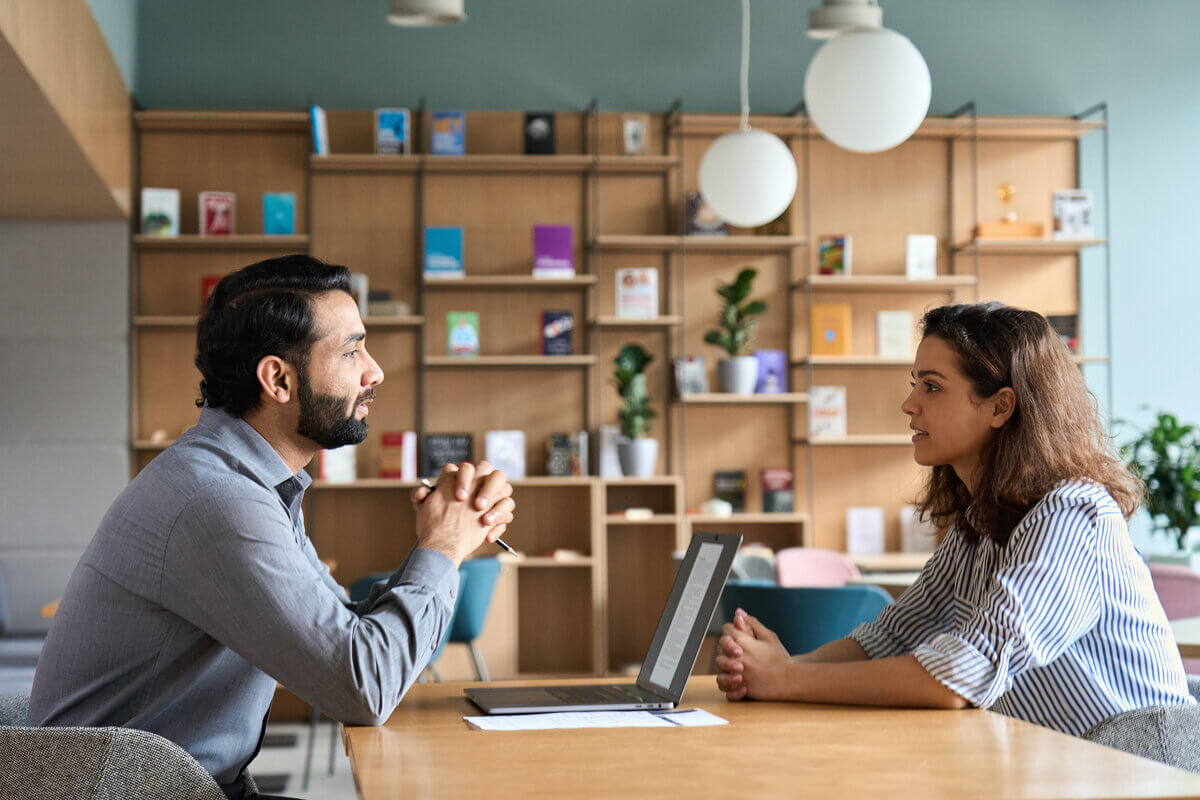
[532,224,575,278]
[754,349,787,394]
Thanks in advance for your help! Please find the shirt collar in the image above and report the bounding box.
[196,406,309,497]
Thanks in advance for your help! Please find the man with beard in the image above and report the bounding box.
[28,255,515,800]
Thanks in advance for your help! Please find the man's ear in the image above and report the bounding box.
[989,386,1017,429]
[256,355,295,406]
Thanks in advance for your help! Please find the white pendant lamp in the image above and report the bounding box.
[803,0,930,154]
[388,0,466,26]
[698,0,797,228]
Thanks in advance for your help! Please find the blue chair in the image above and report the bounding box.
[448,557,502,681]
[716,582,893,655]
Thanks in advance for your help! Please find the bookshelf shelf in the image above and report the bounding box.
[591,316,683,329]
[676,393,808,405]
[605,514,679,526]
[133,315,424,329]
[311,154,605,174]
[309,154,422,173]
[793,356,912,368]
[133,235,310,250]
[423,275,597,290]
[795,275,977,292]
[796,435,915,447]
[589,234,807,252]
[602,477,682,487]
[507,556,595,568]
[951,238,1107,255]
[135,110,308,132]
[672,114,1104,141]
[687,512,810,525]
[422,355,598,368]
[595,155,681,172]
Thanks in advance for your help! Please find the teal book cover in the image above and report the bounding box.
[262,192,296,235]
[425,226,464,278]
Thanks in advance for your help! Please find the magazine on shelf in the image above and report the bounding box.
[818,235,851,275]
[810,304,852,357]
[905,234,937,279]
[754,350,787,394]
[140,188,180,236]
[876,311,915,359]
[486,430,527,480]
[532,224,575,278]
[540,311,574,355]
[424,226,464,278]
[379,431,418,481]
[523,112,555,154]
[309,105,329,156]
[615,267,659,319]
[262,192,296,235]
[446,311,480,356]
[809,386,847,439]
[199,191,235,235]
[761,468,794,513]
[375,108,411,154]
[674,356,709,396]
[431,111,466,156]
[421,433,473,478]
[1052,190,1094,239]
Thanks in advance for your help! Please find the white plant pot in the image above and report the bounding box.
[617,437,658,478]
[717,356,759,394]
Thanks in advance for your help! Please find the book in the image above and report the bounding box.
[349,273,369,318]
[876,310,915,359]
[598,424,623,478]
[447,311,480,356]
[540,311,574,356]
[674,356,708,395]
[379,430,418,480]
[686,191,730,236]
[424,226,464,279]
[905,234,937,280]
[1052,190,1094,239]
[367,290,411,318]
[201,275,223,310]
[262,192,296,235]
[1047,314,1079,354]
[900,505,938,553]
[809,386,847,439]
[318,446,357,483]
[431,110,466,156]
[713,470,747,513]
[761,468,794,513]
[547,432,587,477]
[811,303,853,356]
[532,224,574,278]
[309,104,329,156]
[523,112,555,155]
[615,267,659,319]
[846,507,885,555]
[374,107,411,154]
[818,235,851,275]
[485,430,527,480]
[622,114,648,155]
[421,433,472,478]
[199,191,235,235]
[140,188,179,236]
[753,350,787,394]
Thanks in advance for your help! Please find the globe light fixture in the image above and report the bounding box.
[803,1,931,153]
[698,0,798,228]
[388,0,466,26]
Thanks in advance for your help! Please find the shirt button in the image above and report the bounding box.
[449,588,456,600]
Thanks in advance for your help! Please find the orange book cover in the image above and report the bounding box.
[811,303,852,356]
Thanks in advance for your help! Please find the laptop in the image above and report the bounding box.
[465,531,741,714]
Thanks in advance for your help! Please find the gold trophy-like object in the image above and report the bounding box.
[974,182,1044,239]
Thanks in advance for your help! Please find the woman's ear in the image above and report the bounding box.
[989,386,1017,429]
[256,355,295,406]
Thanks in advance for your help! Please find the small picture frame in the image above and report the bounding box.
[622,114,648,155]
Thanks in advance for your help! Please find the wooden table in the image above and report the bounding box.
[1171,616,1200,659]
[342,677,1200,799]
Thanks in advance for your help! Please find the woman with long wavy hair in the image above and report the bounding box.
[715,302,1194,736]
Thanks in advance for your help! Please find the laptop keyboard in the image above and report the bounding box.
[547,684,657,704]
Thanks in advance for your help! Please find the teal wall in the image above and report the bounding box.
[86,0,136,90]
[129,0,1200,550]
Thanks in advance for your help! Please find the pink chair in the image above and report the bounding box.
[776,547,861,587]
[1148,562,1200,674]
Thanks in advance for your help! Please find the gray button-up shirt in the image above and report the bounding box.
[29,406,458,790]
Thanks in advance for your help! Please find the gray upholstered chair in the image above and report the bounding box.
[0,693,234,799]
[1083,675,1200,772]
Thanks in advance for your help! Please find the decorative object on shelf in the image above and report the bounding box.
[622,114,648,155]
[612,343,658,478]
[486,430,527,480]
[199,191,235,235]
[366,290,411,317]
[446,311,480,356]
[148,428,170,445]
[1046,314,1079,354]
[348,273,369,318]
[673,356,709,396]
[875,310,915,359]
[374,108,411,154]
[317,446,357,484]
[809,385,847,438]
[685,192,731,236]
[698,497,734,517]
[309,104,329,155]
[810,303,852,357]
[905,234,937,280]
[431,110,466,156]
[1052,190,1094,239]
[387,0,466,26]
[714,470,747,513]
[1122,411,1200,552]
[762,468,794,513]
[615,267,659,319]
[804,0,930,154]
[818,235,851,276]
[705,268,766,394]
[380,430,418,480]
[621,507,655,521]
[262,192,296,235]
[523,112,555,155]
[698,0,797,227]
[900,505,938,553]
[546,432,588,477]
[846,506,886,554]
[540,311,574,356]
[200,275,223,310]
[975,183,1044,239]
[753,350,787,394]
[424,226,464,279]
[420,433,472,478]
[140,188,179,236]
[598,424,623,478]
[532,224,575,278]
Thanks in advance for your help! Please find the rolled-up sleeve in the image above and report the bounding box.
[162,479,458,726]
[912,504,1100,709]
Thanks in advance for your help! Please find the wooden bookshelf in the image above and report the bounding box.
[952,238,1107,255]
[795,275,977,292]
[423,275,597,290]
[677,393,808,405]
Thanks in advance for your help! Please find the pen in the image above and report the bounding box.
[420,478,518,556]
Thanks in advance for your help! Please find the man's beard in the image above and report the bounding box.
[296,368,371,449]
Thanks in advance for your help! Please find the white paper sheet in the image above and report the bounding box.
[464,708,728,731]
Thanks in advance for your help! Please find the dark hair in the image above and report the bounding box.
[915,302,1141,546]
[195,254,352,416]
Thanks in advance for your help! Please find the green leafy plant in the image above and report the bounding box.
[612,343,657,439]
[1123,411,1200,550]
[703,267,767,357]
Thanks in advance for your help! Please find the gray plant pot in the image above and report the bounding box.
[717,356,759,394]
[617,437,658,478]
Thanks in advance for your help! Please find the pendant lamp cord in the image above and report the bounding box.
[739,0,751,132]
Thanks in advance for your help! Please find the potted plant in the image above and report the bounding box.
[612,343,658,477]
[704,267,766,394]
[1123,411,1200,564]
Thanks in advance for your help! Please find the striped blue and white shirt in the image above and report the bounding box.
[850,481,1195,736]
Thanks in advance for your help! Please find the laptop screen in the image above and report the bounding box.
[638,532,741,700]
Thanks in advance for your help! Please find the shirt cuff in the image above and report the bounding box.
[848,621,907,659]
[913,633,1006,709]
[402,547,460,613]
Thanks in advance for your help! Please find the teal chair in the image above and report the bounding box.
[717,582,893,655]
[448,557,502,681]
